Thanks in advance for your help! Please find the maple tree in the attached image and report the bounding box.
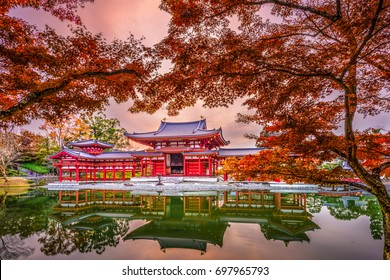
[130,0,390,258]
[0,0,158,125]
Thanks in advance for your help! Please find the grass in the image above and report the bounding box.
[0,177,30,195]
[20,162,50,174]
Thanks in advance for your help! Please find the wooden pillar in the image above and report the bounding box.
[85,165,88,181]
[76,164,80,182]
[132,163,136,177]
[113,165,116,181]
[59,167,63,182]
[303,193,307,210]
[94,169,97,181]
[198,157,201,176]
[103,166,106,181]
[85,190,88,203]
[141,160,144,176]
[275,193,281,209]
[58,159,63,181]
[223,191,227,204]
[163,155,166,175]
[223,172,228,181]
[208,156,211,176]
[261,191,264,206]
[149,158,152,176]
[75,190,79,206]
[59,190,62,203]
[122,163,126,181]
[183,155,186,176]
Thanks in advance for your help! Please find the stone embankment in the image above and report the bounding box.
[45,176,319,195]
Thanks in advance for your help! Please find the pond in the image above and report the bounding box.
[0,188,384,260]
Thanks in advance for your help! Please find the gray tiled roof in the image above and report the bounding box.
[51,149,133,160]
[125,119,228,140]
[68,139,114,148]
[96,152,134,160]
[217,148,266,157]
[55,148,96,159]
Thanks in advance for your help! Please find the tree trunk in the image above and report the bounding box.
[374,189,390,260]
[0,167,8,182]
[0,191,8,209]
[383,208,390,260]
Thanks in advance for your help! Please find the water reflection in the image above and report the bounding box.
[0,189,384,259]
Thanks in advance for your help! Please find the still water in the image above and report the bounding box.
[0,188,384,260]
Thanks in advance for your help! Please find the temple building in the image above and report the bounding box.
[50,119,264,181]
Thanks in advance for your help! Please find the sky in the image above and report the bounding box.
[11,0,389,147]
[11,0,262,148]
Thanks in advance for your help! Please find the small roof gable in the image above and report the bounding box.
[68,139,114,149]
[50,148,96,160]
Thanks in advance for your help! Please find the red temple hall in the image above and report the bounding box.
[50,119,263,181]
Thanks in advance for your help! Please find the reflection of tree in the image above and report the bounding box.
[0,235,34,259]
[366,200,383,240]
[38,220,76,256]
[328,206,362,220]
[73,219,130,255]
[325,196,383,240]
[0,195,55,259]
[39,218,130,256]
[305,195,322,214]
[0,201,53,238]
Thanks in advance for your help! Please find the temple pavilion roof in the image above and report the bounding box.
[50,148,134,160]
[68,139,114,149]
[124,119,230,146]
[124,220,228,250]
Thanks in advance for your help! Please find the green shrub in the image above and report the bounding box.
[20,163,50,174]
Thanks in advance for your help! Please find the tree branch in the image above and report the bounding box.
[373,161,390,177]
[340,0,384,80]
[0,68,145,120]
[247,0,341,21]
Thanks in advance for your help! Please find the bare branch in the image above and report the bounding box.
[0,68,146,120]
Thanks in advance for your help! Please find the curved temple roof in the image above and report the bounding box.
[50,149,134,160]
[68,139,114,149]
[124,119,230,146]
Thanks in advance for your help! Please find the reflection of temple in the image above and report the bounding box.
[218,191,319,246]
[52,190,319,253]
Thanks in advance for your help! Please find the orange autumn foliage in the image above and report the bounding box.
[0,1,158,125]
